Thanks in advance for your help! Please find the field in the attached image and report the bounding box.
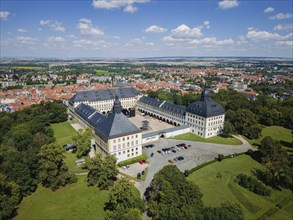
[16,176,109,220]
[187,154,292,220]
[174,132,243,145]
[13,66,43,70]
[95,70,115,75]
[246,126,292,153]
[50,121,85,173]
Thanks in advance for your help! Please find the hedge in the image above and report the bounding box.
[117,154,147,167]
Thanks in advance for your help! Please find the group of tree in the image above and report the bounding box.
[0,100,74,219]
[86,154,118,190]
[147,88,293,139]
[235,174,271,196]
[147,165,243,220]
[147,89,200,106]
[252,136,292,189]
[213,90,293,138]
[72,128,92,158]
[104,178,145,220]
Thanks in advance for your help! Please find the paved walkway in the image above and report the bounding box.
[135,136,252,197]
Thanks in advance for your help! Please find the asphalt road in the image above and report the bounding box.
[135,137,252,197]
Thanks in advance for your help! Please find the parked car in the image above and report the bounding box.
[150,152,154,157]
[157,150,161,154]
[139,160,144,165]
[168,159,174,164]
[137,172,141,179]
[188,144,191,147]
[172,149,177,153]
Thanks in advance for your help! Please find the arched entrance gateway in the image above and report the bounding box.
[159,133,165,138]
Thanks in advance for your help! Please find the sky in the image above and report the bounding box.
[0,0,292,58]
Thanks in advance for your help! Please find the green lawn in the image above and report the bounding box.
[174,132,243,145]
[16,176,108,220]
[51,121,78,140]
[245,126,292,153]
[95,70,115,75]
[187,155,292,220]
[51,121,85,172]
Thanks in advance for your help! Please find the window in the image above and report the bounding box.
[113,145,116,151]
[132,148,134,152]
[118,138,121,142]
[127,137,129,140]
[122,143,125,148]
[118,144,121,150]
[123,151,125,154]
[127,150,130,153]
[135,134,138,138]
[127,154,130,157]
[132,153,134,156]
[113,139,116,144]
[136,140,138,144]
[118,152,121,155]
[136,147,138,150]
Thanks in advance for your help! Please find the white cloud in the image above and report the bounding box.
[274,24,293,31]
[203,21,210,29]
[92,0,149,13]
[49,21,66,32]
[218,0,239,10]
[144,25,167,33]
[190,37,234,46]
[47,36,65,43]
[124,4,137,13]
[269,13,293,20]
[275,41,293,46]
[264,7,274,13]
[16,36,38,45]
[171,24,203,39]
[246,30,281,40]
[0,11,10,21]
[17,28,27,33]
[77,18,104,36]
[40,19,50,25]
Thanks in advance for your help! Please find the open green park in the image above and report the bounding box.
[175,132,243,145]
[245,126,292,153]
[95,70,115,75]
[50,121,86,172]
[15,122,292,219]
[188,154,292,220]
[16,175,109,220]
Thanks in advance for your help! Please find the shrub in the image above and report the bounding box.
[217,154,224,162]
[184,169,190,177]
[235,174,271,196]
[117,154,147,167]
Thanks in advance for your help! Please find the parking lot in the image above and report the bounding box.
[135,138,252,196]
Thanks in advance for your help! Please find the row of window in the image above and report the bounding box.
[208,120,223,126]
[113,135,139,143]
[112,150,139,158]
[208,115,224,121]
[112,140,139,151]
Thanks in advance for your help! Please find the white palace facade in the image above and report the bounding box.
[69,86,225,162]
[137,86,225,138]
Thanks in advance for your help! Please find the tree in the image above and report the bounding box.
[203,202,243,220]
[105,178,145,220]
[221,121,235,138]
[245,124,262,139]
[148,165,204,220]
[0,174,21,220]
[38,144,77,191]
[1,151,38,196]
[86,154,118,190]
[230,109,257,138]
[72,128,92,158]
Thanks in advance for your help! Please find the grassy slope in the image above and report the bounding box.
[51,121,85,172]
[16,176,108,220]
[246,126,292,154]
[174,132,242,145]
[187,155,292,220]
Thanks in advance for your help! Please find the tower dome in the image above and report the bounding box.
[112,95,122,114]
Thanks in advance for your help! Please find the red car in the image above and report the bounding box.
[139,160,144,165]
[181,143,186,147]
